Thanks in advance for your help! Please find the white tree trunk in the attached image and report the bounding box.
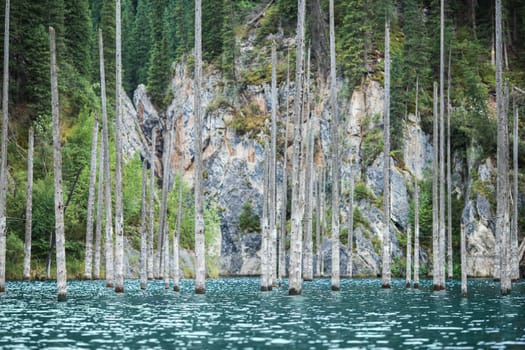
[381,20,391,289]
[512,102,519,280]
[50,26,67,301]
[270,44,278,287]
[320,168,326,276]
[159,120,174,288]
[194,0,206,294]
[84,118,99,280]
[173,135,184,292]
[261,142,271,291]
[0,0,9,293]
[406,225,412,288]
[315,169,321,277]
[140,160,147,290]
[23,127,34,280]
[303,49,314,282]
[438,0,446,289]
[347,174,354,278]
[461,223,467,296]
[99,29,114,289]
[329,0,340,292]
[289,0,306,296]
[496,0,511,295]
[414,77,420,289]
[93,135,104,280]
[432,82,440,291]
[148,129,156,280]
[114,0,125,293]
[447,48,453,279]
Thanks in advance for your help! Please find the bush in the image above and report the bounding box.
[238,202,261,233]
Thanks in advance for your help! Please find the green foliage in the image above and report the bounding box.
[354,182,375,202]
[5,233,24,279]
[64,0,93,77]
[238,202,261,233]
[361,128,384,168]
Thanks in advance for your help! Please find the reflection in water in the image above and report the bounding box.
[0,278,524,349]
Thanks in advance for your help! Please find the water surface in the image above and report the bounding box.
[0,278,524,349]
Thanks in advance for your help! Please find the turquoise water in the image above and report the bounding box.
[0,278,524,349]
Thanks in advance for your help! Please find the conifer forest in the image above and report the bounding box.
[0,0,524,348]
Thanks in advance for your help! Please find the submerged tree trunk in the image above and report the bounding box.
[270,44,278,287]
[461,223,467,296]
[261,142,271,291]
[320,168,326,276]
[406,225,412,288]
[347,174,354,278]
[99,29,114,289]
[512,102,519,280]
[329,0,340,292]
[194,0,206,294]
[303,49,314,282]
[414,77,420,289]
[447,48,453,280]
[159,119,174,288]
[279,49,291,283]
[496,0,511,295]
[93,136,104,280]
[114,0,125,294]
[438,0,446,290]
[173,136,184,292]
[140,160,148,290]
[432,82,440,291]
[0,0,9,293]
[23,127,34,280]
[148,129,156,280]
[315,169,322,277]
[381,20,391,289]
[84,118,99,280]
[50,26,67,302]
[289,0,306,296]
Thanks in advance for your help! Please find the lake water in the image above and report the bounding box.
[0,278,524,349]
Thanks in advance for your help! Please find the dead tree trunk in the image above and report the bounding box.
[315,168,321,277]
[159,119,174,288]
[148,129,156,280]
[461,223,467,296]
[329,0,340,292]
[50,26,67,302]
[261,141,271,291]
[347,173,354,278]
[289,0,306,296]
[93,135,104,280]
[140,160,147,290]
[0,0,9,293]
[270,44,278,287]
[447,48,453,279]
[496,0,511,295]
[99,29,114,289]
[381,19,391,289]
[414,77,420,289]
[512,101,519,280]
[438,0,446,290]
[406,225,412,288]
[84,118,99,280]
[194,0,206,294]
[432,82,440,291]
[173,133,184,292]
[114,0,125,294]
[23,127,34,280]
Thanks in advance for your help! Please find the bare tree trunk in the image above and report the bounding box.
[432,82,440,291]
[0,0,9,293]
[438,0,446,290]
[461,223,467,296]
[496,0,511,295]
[447,48,453,279]
[23,127,34,280]
[173,135,184,292]
[148,130,156,280]
[261,142,271,291]
[512,101,519,280]
[414,76,420,289]
[194,0,206,294]
[471,0,477,39]
[329,0,340,292]
[159,120,174,288]
[279,49,291,283]
[50,26,67,302]
[414,177,420,289]
[315,169,321,277]
[99,29,114,289]
[381,20,391,289]
[406,225,412,288]
[140,160,147,290]
[320,167,326,276]
[270,44,278,287]
[347,173,354,278]
[114,0,125,294]
[289,0,306,296]
[303,48,314,282]
[93,136,104,280]
[84,118,99,280]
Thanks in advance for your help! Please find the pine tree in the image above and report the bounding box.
[101,0,116,98]
[147,0,169,107]
[64,0,92,77]
[128,0,151,90]
[202,0,224,62]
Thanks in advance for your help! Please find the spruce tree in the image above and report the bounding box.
[64,0,92,77]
